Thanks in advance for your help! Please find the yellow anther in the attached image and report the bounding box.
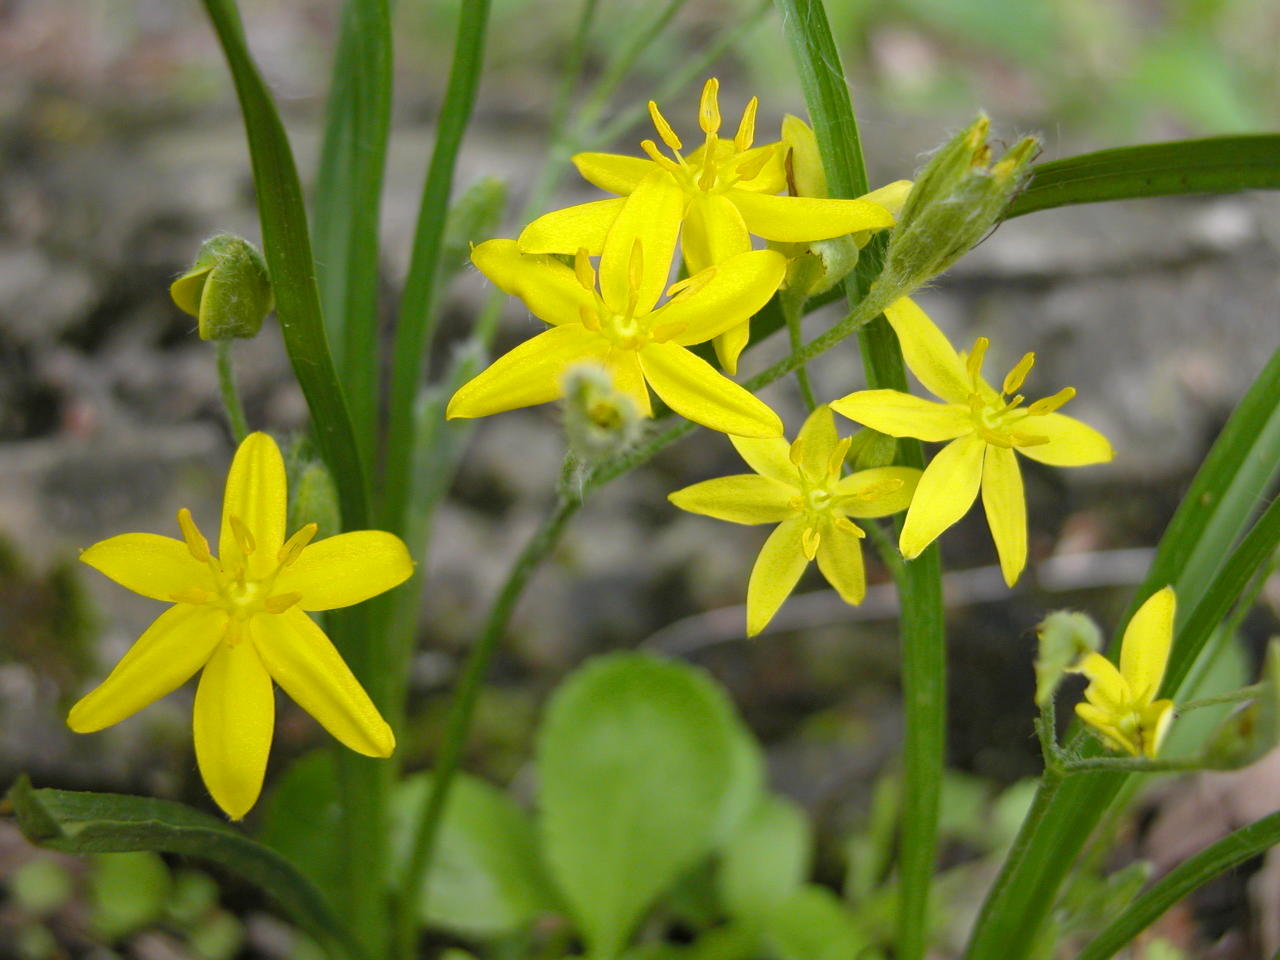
[627,239,644,306]
[827,437,853,478]
[263,592,303,614]
[229,515,256,556]
[1002,352,1036,395]
[966,337,989,381]
[1006,394,1026,410]
[789,436,808,469]
[735,145,774,182]
[834,516,866,538]
[640,139,682,175]
[1010,432,1050,448]
[854,478,904,501]
[650,320,689,343]
[665,266,716,301]
[788,494,805,512]
[647,101,683,151]
[979,428,1016,448]
[277,522,318,567]
[579,304,601,332]
[573,248,595,291]
[734,96,758,152]
[170,588,213,605]
[176,508,211,563]
[802,525,821,560]
[699,78,722,135]
[1027,386,1076,416]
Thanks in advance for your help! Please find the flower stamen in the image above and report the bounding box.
[177,508,211,563]
[648,101,683,151]
[1002,352,1035,395]
[277,522,319,567]
[229,516,256,556]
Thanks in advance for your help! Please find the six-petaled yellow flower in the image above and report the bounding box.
[518,78,897,372]
[69,433,412,820]
[449,193,786,438]
[831,297,1113,586]
[669,405,920,636]
[1071,587,1177,758]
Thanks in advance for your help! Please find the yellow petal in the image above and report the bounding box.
[668,475,798,524]
[883,298,972,404]
[67,604,225,733]
[981,444,1026,587]
[682,193,751,274]
[830,390,973,442]
[898,435,985,558]
[1141,698,1175,758]
[1075,702,1140,756]
[815,518,866,605]
[1071,652,1128,714]
[686,141,786,195]
[193,638,275,820]
[274,531,413,611]
[638,341,783,438]
[1016,412,1114,467]
[727,190,895,242]
[220,432,287,581]
[780,115,825,198]
[254,608,394,758]
[472,238,597,322]
[598,171,684,315]
[746,518,810,636]
[516,199,626,256]
[659,250,786,346]
[714,324,752,377]
[835,466,921,518]
[861,180,914,219]
[605,348,653,417]
[792,405,838,478]
[1120,586,1176,703]
[80,533,210,602]
[729,435,799,485]
[446,325,610,419]
[572,152,656,195]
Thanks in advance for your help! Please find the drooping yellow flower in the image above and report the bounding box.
[448,187,786,438]
[69,433,411,819]
[518,79,897,373]
[669,405,920,636]
[830,297,1113,586]
[1071,587,1176,758]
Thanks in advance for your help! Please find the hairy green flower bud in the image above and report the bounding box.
[170,234,273,341]
[1035,610,1101,708]
[561,364,642,464]
[881,116,1038,295]
[287,459,340,541]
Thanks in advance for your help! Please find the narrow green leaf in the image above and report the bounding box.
[1004,136,1280,219]
[965,348,1280,959]
[538,653,759,960]
[200,0,370,530]
[774,6,945,960]
[1078,809,1280,960]
[8,776,354,959]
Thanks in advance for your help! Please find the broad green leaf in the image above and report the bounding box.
[1078,809,1280,960]
[7,776,354,958]
[391,772,560,936]
[763,885,870,960]
[90,851,170,941]
[1004,136,1280,219]
[718,795,811,922]
[537,653,754,960]
[257,750,344,907]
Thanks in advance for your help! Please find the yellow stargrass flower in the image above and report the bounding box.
[668,405,920,636]
[830,297,1113,586]
[448,193,786,438]
[1071,587,1177,758]
[69,433,411,820]
[518,79,897,373]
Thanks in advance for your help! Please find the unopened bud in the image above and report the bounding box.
[170,234,273,341]
[562,364,642,463]
[1035,610,1102,708]
[287,460,340,542]
[881,116,1038,296]
[845,428,897,471]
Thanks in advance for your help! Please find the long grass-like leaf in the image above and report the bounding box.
[200,0,370,529]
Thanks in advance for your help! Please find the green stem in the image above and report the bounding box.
[1060,755,1202,774]
[392,474,582,958]
[1178,683,1264,714]
[863,518,907,587]
[215,340,249,443]
[782,292,819,410]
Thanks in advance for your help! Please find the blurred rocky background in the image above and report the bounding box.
[1,0,1279,956]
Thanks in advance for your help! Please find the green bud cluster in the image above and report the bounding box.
[561,364,643,464]
[880,116,1038,295]
[1034,609,1102,708]
[170,234,273,341]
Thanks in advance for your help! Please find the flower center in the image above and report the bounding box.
[961,337,1077,448]
[172,508,316,638]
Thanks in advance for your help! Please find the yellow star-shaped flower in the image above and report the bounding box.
[448,187,786,438]
[1071,587,1177,758]
[669,405,920,635]
[518,78,897,373]
[831,297,1114,586]
[69,433,412,819]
